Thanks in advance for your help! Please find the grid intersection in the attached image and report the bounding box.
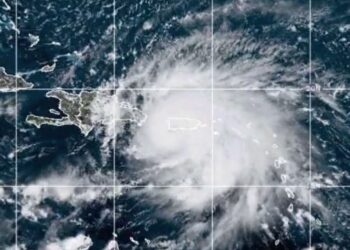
[6,0,345,249]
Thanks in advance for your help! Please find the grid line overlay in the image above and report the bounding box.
[2,185,350,189]
[4,184,350,188]
[15,0,18,249]
[113,0,117,249]
[210,0,215,249]
[308,0,313,249]
[3,1,348,250]
[13,87,350,91]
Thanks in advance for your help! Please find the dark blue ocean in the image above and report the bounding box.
[0,0,350,249]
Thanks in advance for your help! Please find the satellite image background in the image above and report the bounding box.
[0,0,350,249]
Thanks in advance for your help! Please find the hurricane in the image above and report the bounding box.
[0,0,349,249]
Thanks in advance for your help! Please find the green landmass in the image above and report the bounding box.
[0,67,33,91]
[26,89,97,136]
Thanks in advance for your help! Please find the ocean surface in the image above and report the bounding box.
[0,0,350,249]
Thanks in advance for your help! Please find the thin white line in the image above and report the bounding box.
[312,185,350,188]
[309,0,313,249]
[15,0,18,249]
[131,87,305,91]
[5,184,350,189]
[113,0,117,249]
[8,2,342,250]
[0,184,330,188]
[211,1,215,249]
[18,87,305,92]
[321,88,350,91]
[213,185,309,188]
[19,88,115,91]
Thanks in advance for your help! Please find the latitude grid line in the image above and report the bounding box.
[2,185,350,189]
[8,1,346,249]
[15,87,337,91]
[0,184,350,190]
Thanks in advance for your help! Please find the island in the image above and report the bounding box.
[26,89,98,136]
[0,67,34,91]
[26,89,147,136]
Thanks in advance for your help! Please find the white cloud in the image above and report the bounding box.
[20,186,113,221]
[45,234,92,250]
[116,18,315,247]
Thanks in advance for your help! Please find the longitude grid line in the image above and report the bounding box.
[207,1,316,249]
[11,1,120,248]
[15,0,18,249]
[8,2,330,249]
[113,0,117,249]
[210,0,214,249]
[308,0,313,249]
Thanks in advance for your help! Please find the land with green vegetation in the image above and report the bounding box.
[26,89,98,136]
[0,67,33,91]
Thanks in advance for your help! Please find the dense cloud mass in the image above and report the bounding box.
[1,0,349,249]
